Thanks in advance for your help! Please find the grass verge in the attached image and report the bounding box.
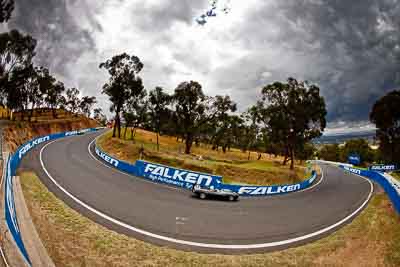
[21,171,400,267]
[97,129,313,186]
[391,172,400,181]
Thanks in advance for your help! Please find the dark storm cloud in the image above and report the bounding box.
[226,0,400,123]
[132,1,208,32]
[7,0,99,79]
[6,0,400,127]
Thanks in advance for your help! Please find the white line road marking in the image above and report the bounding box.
[39,136,374,250]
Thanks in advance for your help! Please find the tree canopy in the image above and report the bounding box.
[100,53,144,138]
[0,0,13,22]
[149,86,171,151]
[259,78,327,169]
[370,90,400,164]
[174,81,216,154]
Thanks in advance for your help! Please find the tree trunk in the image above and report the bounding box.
[124,127,128,140]
[257,153,262,160]
[112,123,117,138]
[282,147,289,165]
[114,107,121,139]
[133,128,137,139]
[185,134,193,154]
[156,131,160,151]
[52,106,57,118]
[247,150,251,161]
[29,102,35,122]
[290,146,295,170]
[113,110,120,138]
[117,120,121,138]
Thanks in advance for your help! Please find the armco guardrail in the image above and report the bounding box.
[339,165,400,214]
[5,127,100,266]
[95,144,318,196]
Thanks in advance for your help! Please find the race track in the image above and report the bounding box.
[19,130,373,253]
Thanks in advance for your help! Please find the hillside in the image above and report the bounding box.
[97,128,315,186]
[2,109,99,153]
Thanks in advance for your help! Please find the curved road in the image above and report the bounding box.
[19,131,373,253]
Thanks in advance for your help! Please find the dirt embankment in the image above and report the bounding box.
[3,117,99,153]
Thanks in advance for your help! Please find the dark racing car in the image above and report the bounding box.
[192,184,239,201]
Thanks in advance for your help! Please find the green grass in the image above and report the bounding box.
[20,170,400,267]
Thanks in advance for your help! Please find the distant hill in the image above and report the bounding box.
[313,130,376,144]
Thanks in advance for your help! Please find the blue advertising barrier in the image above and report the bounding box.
[94,143,318,196]
[369,164,399,172]
[4,127,99,266]
[218,171,317,196]
[135,160,223,189]
[95,146,137,175]
[339,165,400,214]
[348,153,361,165]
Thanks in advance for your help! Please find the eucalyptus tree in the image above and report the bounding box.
[79,96,97,117]
[45,81,65,118]
[149,86,171,151]
[173,81,219,154]
[259,78,326,169]
[210,95,237,151]
[0,30,36,105]
[93,108,107,125]
[65,87,81,115]
[100,53,144,138]
[0,0,13,22]
[370,90,400,164]
[0,29,36,80]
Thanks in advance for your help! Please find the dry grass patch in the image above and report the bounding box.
[4,116,98,153]
[97,129,310,186]
[391,172,400,181]
[21,171,400,267]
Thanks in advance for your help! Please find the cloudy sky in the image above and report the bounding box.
[6,0,400,134]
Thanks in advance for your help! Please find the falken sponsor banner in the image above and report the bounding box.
[369,164,398,172]
[342,165,362,175]
[95,145,319,195]
[218,171,317,196]
[339,165,400,214]
[5,127,99,266]
[135,160,222,189]
[95,147,119,167]
[94,146,139,175]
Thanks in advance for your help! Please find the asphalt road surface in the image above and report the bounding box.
[19,130,373,253]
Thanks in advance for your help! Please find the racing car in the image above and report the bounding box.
[192,184,239,201]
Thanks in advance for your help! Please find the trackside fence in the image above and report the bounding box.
[94,144,318,197]
[4,127,101,266]
[339,165,400,214]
